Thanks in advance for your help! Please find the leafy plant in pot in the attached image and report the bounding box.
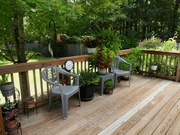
[1,101,18,129]
[104,80,114,94]
[0,74,14,97]
[24,96,35,109]
[78,69,100,101]
[89,47,116,74]
[83,37,102,54]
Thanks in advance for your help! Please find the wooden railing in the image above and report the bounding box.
[0,55,90,106]
[0,49,180,108]
[139,50,180,81]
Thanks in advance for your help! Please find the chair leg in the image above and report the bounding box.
[78,91,81,107]
[129,75,131,87]
[48,95,52,112]
[61,96,68,120]
[114,75,117,89]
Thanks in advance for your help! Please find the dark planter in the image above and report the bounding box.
[80,86,94,101]
[0,82,14,97]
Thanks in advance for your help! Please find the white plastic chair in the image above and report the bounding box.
[41,66,81,120]
[112,56,132,88]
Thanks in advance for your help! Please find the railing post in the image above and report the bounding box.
[175,57,180,82]
[0,107,5,135]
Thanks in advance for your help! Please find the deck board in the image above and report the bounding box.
[14,75,180,135]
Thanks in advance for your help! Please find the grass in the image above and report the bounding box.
[0,56,55,66]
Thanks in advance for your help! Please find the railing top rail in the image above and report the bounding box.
[0,55,89,75]
[142,50,180,56]
[1,49,180,75]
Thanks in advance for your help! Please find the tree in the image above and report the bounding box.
[0,0,84,98]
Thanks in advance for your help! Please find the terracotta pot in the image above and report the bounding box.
[5,119,18,129]
[24,100,35,108]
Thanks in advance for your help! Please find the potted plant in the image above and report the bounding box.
[78,69,100,101]
[150,58,160,71]
[89,47,116,74]
[1,101,18,129]
[83,37,102,54]
[24,96,35,109]
[0,74,14,97]
[104,80,114,94]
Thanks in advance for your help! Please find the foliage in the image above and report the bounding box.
[83,37,102,48]
[123,47,143,74]
[150,58,160,65]
[78,69,100,87]
[25,96,34,101]
[140,35,178,52]
[161,38,177,51]
[140,37,163,50]
[0,74,9,85]
[89,47,116,69]
[95,27,121,54]
[104,80,114,87]
[1,102,18,121]
[121,36,138,49]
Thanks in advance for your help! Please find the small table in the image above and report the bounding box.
[99,73,114,96]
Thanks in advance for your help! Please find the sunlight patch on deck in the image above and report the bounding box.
[97,81,172,135]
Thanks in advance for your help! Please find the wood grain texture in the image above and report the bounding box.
[16,75,180,135]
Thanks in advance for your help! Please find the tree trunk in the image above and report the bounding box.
[12,13,26,63]
[12,13,29,98]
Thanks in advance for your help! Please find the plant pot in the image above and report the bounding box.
[24,99,35,109]
[5,119,18,129]
[80,86,94,101]
[87,47,97,54]
[104,86,113,94]
[0,82,14,97]
[98,68,107,75]
[151,65,158,71]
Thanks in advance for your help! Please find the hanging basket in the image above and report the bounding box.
[0,82,14,97]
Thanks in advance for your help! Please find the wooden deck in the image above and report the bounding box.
[17,75,180,135]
